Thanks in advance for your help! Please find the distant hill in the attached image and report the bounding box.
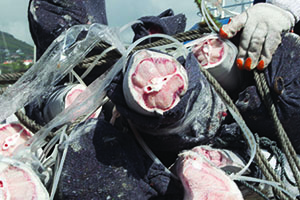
[0,31,34,63]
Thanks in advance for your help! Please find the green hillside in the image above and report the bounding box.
[0,31,34,63]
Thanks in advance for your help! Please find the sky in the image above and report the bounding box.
[0,0,32,45]
[0,0,248,46]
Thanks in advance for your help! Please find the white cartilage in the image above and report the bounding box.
[2,129,22,150]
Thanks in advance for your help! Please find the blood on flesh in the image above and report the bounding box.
[123,50,188,116]
[185,34,240,91]
[192,38,224,67]
[0,123,32,157]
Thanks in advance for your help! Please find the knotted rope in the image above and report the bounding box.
[198,63,292,199]
[254,70,300,193]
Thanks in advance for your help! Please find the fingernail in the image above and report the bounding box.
[244,57,252,71]
[257,60,264,70]
[219,27,228,39]
[236,58,243,70]
[228,18,231,24]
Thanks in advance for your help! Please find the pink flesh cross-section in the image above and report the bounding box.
[192,146,234,168]
[0,123,32,157]
[131,57,186,111]
[0,160,49,200]
[65,88,84,108]
[0,166,37,200]
[177,146,244,200]
[65,85,100,119]
[192,38,224,67]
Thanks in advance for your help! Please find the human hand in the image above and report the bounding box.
[219,3,295,70]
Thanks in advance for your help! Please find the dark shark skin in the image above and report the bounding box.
[28,0,108,59]
[56,119,182,200]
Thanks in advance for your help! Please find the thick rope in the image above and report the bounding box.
[66,115,87,135]
[258,135,299,187]
[15,110,42,133]
[198,66,291,199]
[0,71,25,84]
[255,148,291,199]
[253,70,300,193]
[237,180,269,200]
[258,136,286,180]
[0,87,42,134]
[80,28,209,69]
[0,30,209,83]
[133,29,208,51]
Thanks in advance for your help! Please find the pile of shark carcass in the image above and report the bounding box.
[0,1,299,199]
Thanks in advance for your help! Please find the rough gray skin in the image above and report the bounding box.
[56,119,183,200]
[235,85,275,138]
[132,9,186,45]
[28,0,108,60]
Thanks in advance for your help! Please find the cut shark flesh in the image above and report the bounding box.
[176,146,244,200]
[0,158,49,199]
[185,34,240,91]
[0,123,32,157]
[43,84,101,123]
[123,49,188,116]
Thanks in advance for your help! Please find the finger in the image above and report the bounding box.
[236,58,244,70]
[245,23,268,71]
[257,32,282,70]
[219,12,247,39]
[236,20,257,70]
